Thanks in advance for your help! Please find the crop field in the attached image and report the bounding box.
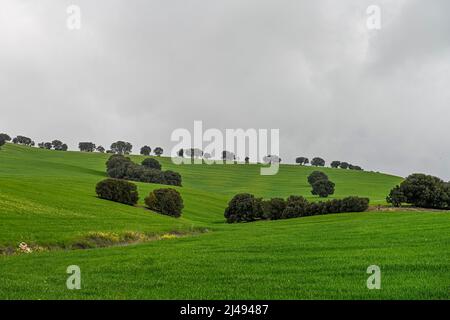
[0,144,448,299]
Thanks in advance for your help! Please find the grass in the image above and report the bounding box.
[0,144,448,299]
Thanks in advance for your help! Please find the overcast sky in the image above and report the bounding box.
[1,0,449,179]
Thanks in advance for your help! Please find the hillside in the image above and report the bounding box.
[0,144,448,299]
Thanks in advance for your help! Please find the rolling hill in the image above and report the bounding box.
[0,143,448,299]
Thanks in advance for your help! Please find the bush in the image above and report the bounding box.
[145,188,183,217]
[307,171,329,185]
[225,193,369,223]
[163,170,182,186]
[95,179,139,205]
[282,195,309,219]
[311,179,335,198]
[142,158,162,170]
[340,196,370,212]
[262,198,286,220]
[224,193,263,223]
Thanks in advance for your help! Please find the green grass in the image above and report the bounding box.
[0,144,449,299]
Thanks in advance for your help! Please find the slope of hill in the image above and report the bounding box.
[0,144,448,299]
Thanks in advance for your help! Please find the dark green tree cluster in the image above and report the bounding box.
[387,173,450,209]
[12,135,34,146]
[78,142,96,152]
[224,193,369,223]
[38,140,68,151]
[145,188,184,218]
[295,157,309,165]
[0,133,11,149]
[111,141,133,155]
[311,157,325,167]
[331,161,363,170]
[307,171,335,198]
[106,154,182,186]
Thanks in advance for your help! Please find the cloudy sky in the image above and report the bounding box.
[1,0,449,178]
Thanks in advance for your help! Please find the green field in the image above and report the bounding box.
[0,144,449,299]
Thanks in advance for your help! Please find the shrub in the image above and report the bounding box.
[145,188,183,217]
[142,158,162,170]
[0,138,5,149]
[95,179,139,205]
[262,198,286,220]
[340,196,370,212]
[163,170,182,186]
[311,179,335,198]
[282,195,309,219]
[225,193,369,223]
[224,193,263,223]
[307,171,329,185]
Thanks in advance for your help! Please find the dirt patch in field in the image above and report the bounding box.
[368,205,450,213]
[0,227,209,256]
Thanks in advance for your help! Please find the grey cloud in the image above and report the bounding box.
[0,0,449,178]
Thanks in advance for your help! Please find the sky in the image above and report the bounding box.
[1,0,449,179]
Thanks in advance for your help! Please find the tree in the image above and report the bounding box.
[296,157,309,165]
[95,178,139,205]
[44,142,52,150]
[142,158,162,170]
[388,174,450,209]
[111,141,132,155]
[140,146,152,156]
[311,179,335,198]
[222,150,235,161]
[177,149,184,157]
[245,156,250,164]
[145,188,184,218]
[0,138,5,149]
[330,161,341,168]
[154,147,163,156]
[79,142,96,152]
[61,144,68,151]
[386,185,407,207]
[52,140,64,150]
[311,157,325,167]
[96,146,105,153]
[339,162,349,169]
[185,148,203,159]
[263,155,281,164]
[12,136,33,146]
[224,193,263,223]
[307,171,329,185]
[0,133,11,142]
